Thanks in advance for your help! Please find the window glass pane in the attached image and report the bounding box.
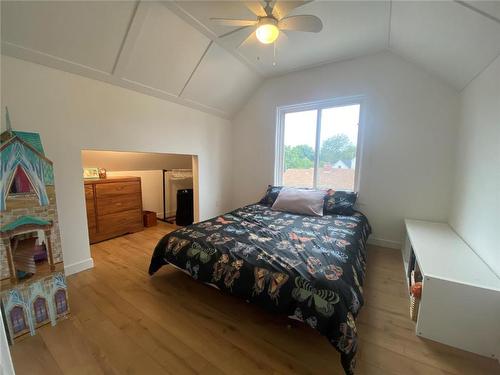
[317,104,360,190]
[282,110,317,188]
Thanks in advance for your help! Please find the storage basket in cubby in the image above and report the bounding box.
[410,270,422,321]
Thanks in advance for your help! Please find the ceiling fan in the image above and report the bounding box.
[209,0,323,46]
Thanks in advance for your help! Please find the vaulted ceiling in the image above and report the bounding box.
[2,1,500,118]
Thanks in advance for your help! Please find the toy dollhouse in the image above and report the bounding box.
[0,108,69,342]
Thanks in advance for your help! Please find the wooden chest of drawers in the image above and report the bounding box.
[84,177,143,244]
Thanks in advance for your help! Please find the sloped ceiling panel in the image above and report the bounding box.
[180,44,261,115]
[173,1,260,38]
[390,1,500,89]
[1,1,137,73]
[463,1,500,20]
[120,2,211,96]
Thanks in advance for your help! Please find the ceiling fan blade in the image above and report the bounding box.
[244,1,267,17]
[219,25,252,39]
[237,31,257,49]
[278,15,322,33]
[209,18,258,27]
[272,1,313,20]
[217,25,255,50]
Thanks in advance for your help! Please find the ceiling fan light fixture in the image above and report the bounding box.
[256,17,279,44]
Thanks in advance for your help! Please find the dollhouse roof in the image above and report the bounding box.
[0,215,51,233]
[0,130,51,164]
[0,128,54,211]
[12,131,45,155]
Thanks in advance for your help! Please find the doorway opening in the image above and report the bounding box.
[80,149,199,245]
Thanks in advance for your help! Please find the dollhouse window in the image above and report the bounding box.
[55,289,67,314]
[10,306,27,333]
[9,166,35,195]
[34,297,48,323]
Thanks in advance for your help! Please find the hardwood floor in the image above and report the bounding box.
[10,222,500,375]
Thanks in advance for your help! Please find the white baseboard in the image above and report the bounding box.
[64,257,94,276]
[368,237,401,250]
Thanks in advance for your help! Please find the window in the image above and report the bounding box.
[10,306,27,333]
[8,166,36,195]
[275,97,363,191]
[34,297,48,323]
[54,289,68,315]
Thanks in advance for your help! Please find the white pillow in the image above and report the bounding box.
[271,187,326,216]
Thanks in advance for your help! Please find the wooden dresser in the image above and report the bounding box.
[84,176,144,244]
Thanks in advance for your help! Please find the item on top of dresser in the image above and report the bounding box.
[83,167,99,179]
[98,168,107,179]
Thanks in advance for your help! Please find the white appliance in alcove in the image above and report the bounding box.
[165,169,193,218]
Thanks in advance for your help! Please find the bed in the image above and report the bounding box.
[149,203,371,374]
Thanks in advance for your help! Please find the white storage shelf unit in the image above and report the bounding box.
[402,219,500,360]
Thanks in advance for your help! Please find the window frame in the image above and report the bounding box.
[274,95,366,192]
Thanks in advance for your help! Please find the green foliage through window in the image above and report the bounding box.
[319,134,356,166]
[284,144,314,169]
[284,134,356,170]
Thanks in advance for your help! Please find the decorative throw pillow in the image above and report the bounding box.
[324,190,358,215]
[259,185,283,206]
[271,187,326,216]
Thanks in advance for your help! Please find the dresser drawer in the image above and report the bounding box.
[96,195,141,215]
[85,186,96,230]
[95,181,141,199]
[87,214,97,235]
[85,185,94,200]
[84,177,143,244]
[98,209,143,234]
[86,202,96,226]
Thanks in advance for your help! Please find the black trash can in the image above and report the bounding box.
[176,189,194,226]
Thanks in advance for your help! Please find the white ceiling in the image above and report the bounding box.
[390,1,500,89]
[2,1,500,118]
[119,1,212,95]
[175,1,392,75]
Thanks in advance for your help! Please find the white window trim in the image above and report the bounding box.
[274,95,366,192]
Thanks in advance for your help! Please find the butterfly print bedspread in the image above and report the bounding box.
[149,204,371,374]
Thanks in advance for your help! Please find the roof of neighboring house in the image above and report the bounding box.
[283,168,355,190]
[0,216,51,233]
[335,159,353,168]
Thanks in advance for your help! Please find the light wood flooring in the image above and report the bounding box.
[10,222,500,375]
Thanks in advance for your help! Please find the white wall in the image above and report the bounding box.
[1,56,233,275]
[231,52,459,247]
[81,149,192,171]
[106,170,166,217]
[0,313,14,375]
[450,56,500,277]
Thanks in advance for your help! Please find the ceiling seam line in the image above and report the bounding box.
[387,0,393,48]
[111,0,141,75]
[453,0,500,25]
[460,49,500,93]
[178,41,213,98]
